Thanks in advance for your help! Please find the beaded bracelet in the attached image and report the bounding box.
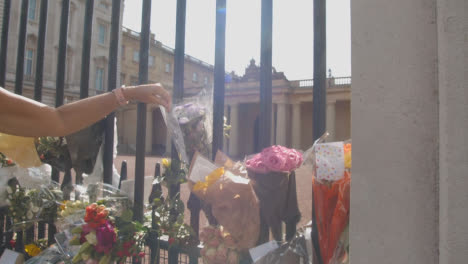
[112,87,128,106]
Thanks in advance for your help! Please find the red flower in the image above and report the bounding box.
[6,159,12,165]
[9,239,15,248]
[40,154,45,160]
[139,252,145,258]
[168,237,175,245]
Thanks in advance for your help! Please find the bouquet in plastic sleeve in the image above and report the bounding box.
[25,244,69,264]
[172,91,212,161]
[304,136,351,264]
[65,202,146,264]
[251,225,312,264]
[189,152,260,249]
[5,178,63,231]
[245,145,303,240]
[200,225,241,264]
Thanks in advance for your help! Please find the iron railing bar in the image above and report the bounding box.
[14,0,29,95]
[133,0,151,223]
[55,0,70,107]
[212,0,226,160]
[103,0,122,185]
[169,1,187,263]
[34,0,48,102]
[312,0,327,263]
[0,0,11,87]
[257,0,273,244]
[258,0,273,151]
[79,0,94,99]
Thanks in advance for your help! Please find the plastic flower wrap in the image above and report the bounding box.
[303,136,351,264]
[189,152,260,249]
[245,145,303,241]
[200,226,240,264]
[172,91,212,161]
[5,178,63,231]
[66,202,146,264]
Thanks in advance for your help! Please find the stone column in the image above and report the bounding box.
[229,104,239,157]
[276,103,287,146]
[145,108,153,154]
[326,101,336,141]
[292,103,301,149]
[351,0,440,263]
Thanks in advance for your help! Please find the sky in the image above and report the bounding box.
[123,0,351,80]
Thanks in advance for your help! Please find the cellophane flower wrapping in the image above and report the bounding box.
[200,225,241,264]
[245,145,303,240]
[252,226,312,264]
[55,183,147,264]
[303,136,351,264]
[190,152,260,250]
[5,177,63,231]
[172,91,213,161]
[24,244,69,264]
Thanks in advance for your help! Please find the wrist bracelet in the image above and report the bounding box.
[113,87,128,106]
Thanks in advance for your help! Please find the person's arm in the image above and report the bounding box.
[0,83,171,137]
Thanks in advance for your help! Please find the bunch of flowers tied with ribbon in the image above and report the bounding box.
[245,145,303,241]
[69,203,146,264]
[306,139,351,264]
[200,225,240,264]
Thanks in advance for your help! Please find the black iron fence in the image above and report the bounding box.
[0,0,328,263]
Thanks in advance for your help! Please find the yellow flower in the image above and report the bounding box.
[162,158,170,168]
[25,244,41,257]
[344,143,352,169]
[193,167,225,192]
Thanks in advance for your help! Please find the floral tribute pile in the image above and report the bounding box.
[246,145,303,173]
[199,226,240,264]
[69,203,146,264]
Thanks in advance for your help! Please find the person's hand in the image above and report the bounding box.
[123,83,172,110]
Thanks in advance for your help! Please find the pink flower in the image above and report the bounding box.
[223,234,236,248]
[95,221,116,254]
[207,237,221,248]
[262,152,286,172]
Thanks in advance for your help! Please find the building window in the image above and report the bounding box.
[98,1,109,9]
[120,73,126,86]
[130,76,139,86]
[121,45,125,60]
[98,23,107,45]
[192,72,198,82]
[165,63,171,73]
[149,56,155,67]
[28,0,37,21]
[133,51,139,62]
[95,67,105,91]
[24,49,34,76]
[204,76,209,86]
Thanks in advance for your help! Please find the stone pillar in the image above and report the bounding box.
[229,104,239,157]
[145,108,153,154]
[275,103,287,146]
[351,0,440,263]
[326,101,336,141]
[292,103,301,149]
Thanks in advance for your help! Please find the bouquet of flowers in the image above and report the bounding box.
[69,202,146,264]
[245,145,303,241]
[172,93,212,161]
[200,225,240,264]
[304,137,351,264]
[5,178,63,230]
[190,152,260,249]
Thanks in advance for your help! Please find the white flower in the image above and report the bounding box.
[31,206,39,213]
[85,231,98,245]
[27,211,33,219]
[6,187,12,194]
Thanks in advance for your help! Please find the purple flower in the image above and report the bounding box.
[95,221,116,254]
